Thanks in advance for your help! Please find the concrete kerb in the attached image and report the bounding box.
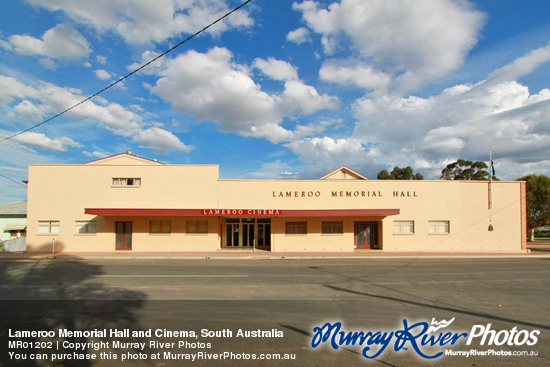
[2,251,550,261]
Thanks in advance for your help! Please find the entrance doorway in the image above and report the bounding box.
[355,222,379,249]
[242,219,255,247]
[257,219,271,248]
[116,221,132,250]
[224,218,271,249]
[225,222,240,247]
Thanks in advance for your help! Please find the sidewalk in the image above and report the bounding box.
[526,241,550,252]
[2,247,550,260]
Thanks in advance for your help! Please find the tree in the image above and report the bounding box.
[517,175,550,241]
[440,159,495,180]
[377,166,423,180]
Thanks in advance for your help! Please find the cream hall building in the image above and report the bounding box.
[26,153,527,253]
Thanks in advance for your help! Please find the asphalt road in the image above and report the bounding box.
[0,258,548,367]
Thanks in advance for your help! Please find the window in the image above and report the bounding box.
[38,221,59,234]
[112,177,141,186]
[286,221,307,234]
[429,220,450,234]
[187,220,208,234]
[10,230,26,237]
[393,220,414,234]
[150,220,171,233]
[322,221,343,234]
[76,221,97,233]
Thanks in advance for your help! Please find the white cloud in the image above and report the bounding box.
[127,50,166,76]
[422,133,466,154]
[0,39,12,51]
[152,47,338,143]
[294,0,485,92]
[280,80,339,115]
[292,123,326,139]
[352,79,550,179]
[461,42,550,111]
[94,69,112,80]
[285,136,373,171]
[319,59,391,91]
[130,104,144,112]
[253,57,299,81]
[286,27,310,44]
[26,0,254,45]
[282,41,550,180]
[96,55,107,65]
[34,82,143,134]
[353,94,436,149]
[14,100,48,121]
[0,75,39,104]
[2,59,204,196]
[0,74,193,154]
[246,123,294,143]
[131,127,193,154]
[83,150,110,158]
[153,48,281,139]
[13,131,82,151]
[242,160,298,179]
[0,165,27,176]
[8,23,91,61]
[486,42,550,87]
[39,58,57,69]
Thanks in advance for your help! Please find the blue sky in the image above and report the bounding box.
[1,0,549,203]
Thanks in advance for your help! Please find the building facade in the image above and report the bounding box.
[0,201,27,242]
[26,153,527,253]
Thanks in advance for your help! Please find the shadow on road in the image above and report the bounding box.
[0,260,149,366]
[324,284,550,331]
[308,263,550,331]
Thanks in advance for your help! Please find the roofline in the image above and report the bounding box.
[319,165,369,180]
[83,152,165,165]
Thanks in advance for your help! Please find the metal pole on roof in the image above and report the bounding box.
[488,150,494,231]
[489,150,493,210]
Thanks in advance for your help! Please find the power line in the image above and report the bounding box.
[0,172,27,189]
[0,0,253,144]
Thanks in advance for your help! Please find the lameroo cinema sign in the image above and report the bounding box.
[201,209,282,216]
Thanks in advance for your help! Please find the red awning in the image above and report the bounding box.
[85,208,399,217]
[85,208,202,216]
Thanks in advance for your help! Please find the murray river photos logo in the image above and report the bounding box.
[311,318,540,360]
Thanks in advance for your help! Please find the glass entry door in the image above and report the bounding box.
[355,222,378,249]
[242,219,255,247]
[116,221,132,250]
[257,220,271,248]
[225,222,240,247]
[224,218,270,248]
